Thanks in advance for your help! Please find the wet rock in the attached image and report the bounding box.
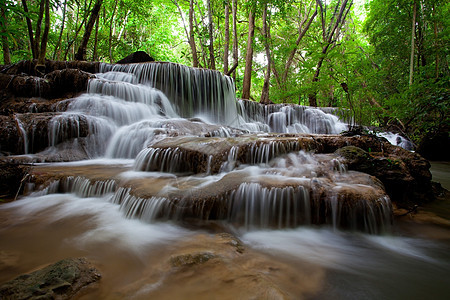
[0,161,29,199]
[1,59,100,76]
[135,134,387,175]
[0,112,91,156]
[0,69,93,99]
[0,115,22,154]
[170,252,216,267]
[0,257,101,300]
[119,233,322,299]
[116,51,155,64]
[336,145,433,206]
[417,129,450,161]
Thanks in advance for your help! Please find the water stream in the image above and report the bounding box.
[1,62,449,299]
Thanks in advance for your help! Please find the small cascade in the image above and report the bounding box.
[14,114,29,154]
[134,147,188,173]
[48,113,116,157]
[237,99,349,134]
[111,188,171,221]
[228,183,311,229]
[378,132,415,151]
[30,176,117,198]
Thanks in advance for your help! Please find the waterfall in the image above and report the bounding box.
[16,61,396,233]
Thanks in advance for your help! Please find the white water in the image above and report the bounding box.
[3,62,449,299]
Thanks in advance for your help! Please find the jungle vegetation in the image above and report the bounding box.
[0,0,448,145]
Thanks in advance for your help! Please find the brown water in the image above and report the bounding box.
[1,162,450,299]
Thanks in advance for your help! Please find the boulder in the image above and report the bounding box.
[116,51,155,64]
[0,257,101,300]
[417,129,450,161]
[336,145,432,206]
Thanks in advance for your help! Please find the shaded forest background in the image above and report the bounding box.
[0,0,448,149]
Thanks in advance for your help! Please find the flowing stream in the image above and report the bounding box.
[0,62,449,299]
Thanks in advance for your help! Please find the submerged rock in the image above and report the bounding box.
[117,233,322,300]
[0,257,101,300]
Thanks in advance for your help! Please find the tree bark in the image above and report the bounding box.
[189,0,198,67]
[260,4,271,104]
[232,0,238,81]
[409,0,416,86]
[223,1,230,74]
[33,0,46,60]
[53,0,67,60]
[241,7,255,100]
[109,0,118,62]
[37,0,50,66]
[92,12,100,61]
[21,0,36,59]
[1,4,11,64]
[75,0,103,61]
[207,0,215,69]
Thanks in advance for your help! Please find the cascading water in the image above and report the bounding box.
[2,61,449,299]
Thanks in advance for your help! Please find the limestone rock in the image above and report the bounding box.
[0,257,101,300]
[336,145,433,206]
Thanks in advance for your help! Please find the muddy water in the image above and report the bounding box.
[0,162,449,299]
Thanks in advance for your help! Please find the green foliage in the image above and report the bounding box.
[0,0,448,148]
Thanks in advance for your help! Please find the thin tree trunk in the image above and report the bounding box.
[189,0,198,67]
[433,4,439,79]
[282,2,317,82]
[75,0,103,61]
[21,0,36,58]
[53,0,67,60]
[37,0,50,66]
[241,7,255,100]
[109,0,118,62]
[1,4,11,64]
[409,1,416,86]
[307,0,352,106]
[260,4,271,104]
[92,12,100,61]
[224,1,230,74]
[207,0,215,69]
[232,0,238,81]
[195,0,208,67]
[34,0,46,60]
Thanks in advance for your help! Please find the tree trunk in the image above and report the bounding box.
[53,0,67,60]
[241,8,255,100]
[34,0,46,60]
[109,0,118,62]
[409,0,416,86]
[306,0,352,106]
[260,4,271,104]
[37,0,50,66]
[0,4,11,64]
[224,1,230,74]
[189,0,198,67]
[282,2,317,83]
[92,12,100,61]
[194,0,208,67]
[207,0,215,69]
[21,0,36,58]
[433,4,439,79]
[75,0,103,61]
[232,0,238,81]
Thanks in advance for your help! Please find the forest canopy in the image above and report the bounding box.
[0,0,448,146]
